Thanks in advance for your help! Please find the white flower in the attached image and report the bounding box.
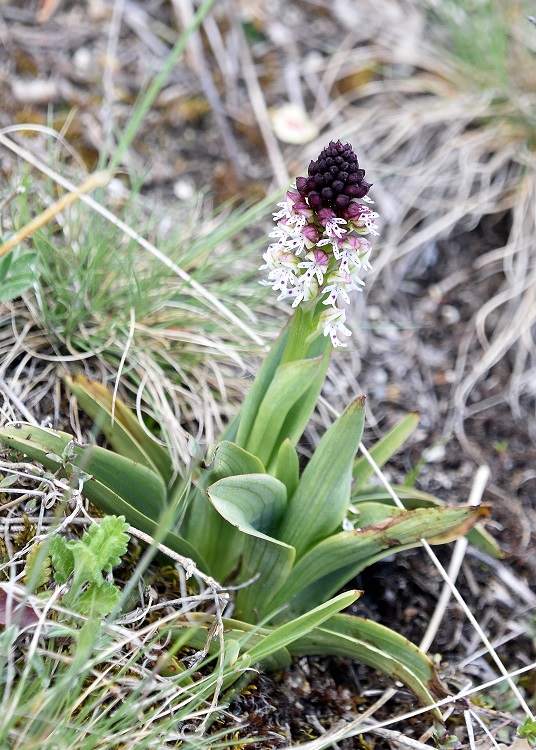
[297,249,330,287]
[319,307,352,347]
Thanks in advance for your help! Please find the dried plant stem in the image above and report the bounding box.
[0,170,112,259]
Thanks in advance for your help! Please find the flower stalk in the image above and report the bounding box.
[260,140,379,347]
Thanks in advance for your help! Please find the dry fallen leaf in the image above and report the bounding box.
[0,588,39,629]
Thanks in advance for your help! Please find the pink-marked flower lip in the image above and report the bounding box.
[311,249,329,265]
[296,140,372,217]
[302,224,321,243]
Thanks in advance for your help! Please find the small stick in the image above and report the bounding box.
[0,170,111,259]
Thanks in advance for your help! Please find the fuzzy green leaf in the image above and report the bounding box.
[74,581,121,616]
[49,536,75,584]
[80,516,129,572]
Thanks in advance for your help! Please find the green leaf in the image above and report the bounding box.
[207,474,295,621]
[277,395,366,558]
[65,375,174,484]
[171,615,292,672]
[74,581,121,616]
[0,250,37,302]
[274,439,300,499]
[0,424,168,522]
[269,505,491,617]
[80,516,129,572]
[352,486,503,558]
[353,413,419,491]
[184,441,266,578]
[0,273,35,302]
[244,591,361,663]
[235,320,292,448]
[49,536,74,584]
[288,613,446,718]
[243,356,324,467]
[266,347,330,472]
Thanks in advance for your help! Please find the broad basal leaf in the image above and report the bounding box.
[352,486,502,558]
[65,375,174,484]
[184,441,266,579]
[0,424,207,569]
[243,356,325,467]
[277,395,366,558]
[207,474,294,621]
[268,505,490,617]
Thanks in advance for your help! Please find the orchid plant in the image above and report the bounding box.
[0,142,500,716]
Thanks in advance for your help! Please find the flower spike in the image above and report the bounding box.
[260,140,379,347]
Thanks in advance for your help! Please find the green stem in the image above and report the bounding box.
[280,301,324,364]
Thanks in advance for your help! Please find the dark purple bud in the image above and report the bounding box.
[308,191,323,211]
[299,140,371,216]
[334,194,350,210]
[296,176,308,195]
[344,185,361,198]
[342,202,367,221]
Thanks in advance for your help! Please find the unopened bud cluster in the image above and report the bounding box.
[260,140,379,347]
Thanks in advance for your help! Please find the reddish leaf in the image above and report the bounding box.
[0,588,39,629]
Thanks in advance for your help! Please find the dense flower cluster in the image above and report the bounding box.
[260,140,379,347]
